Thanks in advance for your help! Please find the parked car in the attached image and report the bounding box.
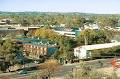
[34,60,39,64]
[18,69,27,74]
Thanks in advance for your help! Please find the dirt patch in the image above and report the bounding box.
[97,67,120,77]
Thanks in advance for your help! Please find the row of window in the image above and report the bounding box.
[23,44,47,56]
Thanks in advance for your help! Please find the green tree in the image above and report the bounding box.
[77,29,111,45]
[0,39,22,71]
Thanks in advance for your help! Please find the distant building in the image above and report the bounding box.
[13,26,40,31]
[0,19,17,25]
[60,24,66,27]
[0,27,24,37]
[74,42,120,59]
[50,24,66,28]
[53,27,81,38]
[83,23,100,30]
[0,21,6,25]
[0,19,40,31]
[16,38,58,59]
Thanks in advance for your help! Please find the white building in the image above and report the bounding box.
[74,42,120,59]
[53,27,81,38]
[11,26,40,31]
[84,23,100,30]
[54,30,76,37]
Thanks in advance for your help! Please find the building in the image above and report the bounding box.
[0,19,40,31]
[14,26,40,31]
[74,42,120,59]
[0,27,24,37]
[16,38,58,59]
[0,19,12,25]
[83,23,100,30]
[0,19,18,25]
[53,27,81,38]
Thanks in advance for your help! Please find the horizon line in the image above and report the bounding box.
[0,11,120,15]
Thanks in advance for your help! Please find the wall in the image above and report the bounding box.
[47,47,58,56]
[74,47,87,59]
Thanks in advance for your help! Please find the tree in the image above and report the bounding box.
[91,46,120,59]
[97,16,118,28]
[34,28,76,60]
[20,18,30,26]
[77,29,111,45]
[40,59,60,79]
[65,61,118,79]
[0,39,22,71]
[77,29,95,45]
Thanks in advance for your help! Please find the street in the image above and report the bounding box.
[0,58,119,79]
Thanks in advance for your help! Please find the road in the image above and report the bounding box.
[0,58,117,79]
[0,63,80,79]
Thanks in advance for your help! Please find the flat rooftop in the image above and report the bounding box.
[16,37,57,47]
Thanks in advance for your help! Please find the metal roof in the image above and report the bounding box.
[16,37,57,47]
[53,27,80,32]
[75,42,120,50]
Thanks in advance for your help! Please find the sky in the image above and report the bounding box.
[0,0,120,14]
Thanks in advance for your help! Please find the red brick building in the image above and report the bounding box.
[17,38,58,59]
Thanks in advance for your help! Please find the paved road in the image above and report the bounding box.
[51,58,112,79]
[0,58,113,79]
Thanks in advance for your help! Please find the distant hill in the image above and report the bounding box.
[0,11,120,17]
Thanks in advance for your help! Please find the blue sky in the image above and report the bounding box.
[0,0,120,14]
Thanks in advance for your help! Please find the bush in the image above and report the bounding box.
[65,61,118,79]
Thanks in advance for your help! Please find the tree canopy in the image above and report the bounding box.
[0,39,22,71]
[76,29,112,45]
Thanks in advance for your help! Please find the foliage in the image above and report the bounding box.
[77,29,111,45]
[91,46,120,58]
[96,16,118,28]
[0,12,119,28]
[0,39,22,71]
[111,71,118,79]
[29,74,43,79]
[39,59,60,79]
[64,61,118,79]
[34,28,76,60]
